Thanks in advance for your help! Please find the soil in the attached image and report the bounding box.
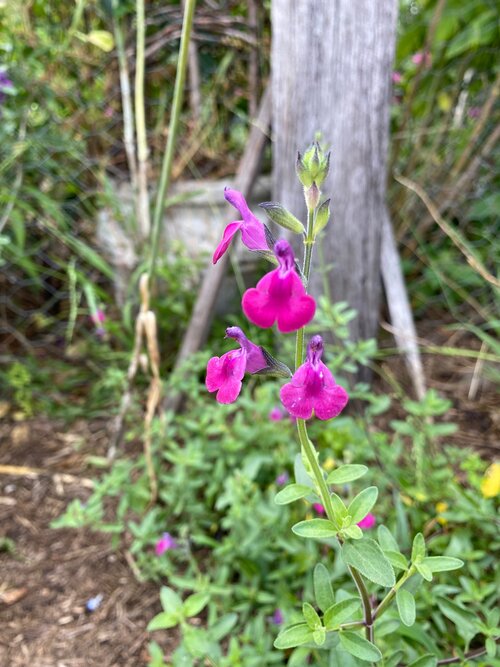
[0,325,498,666]
[0,419,177,667]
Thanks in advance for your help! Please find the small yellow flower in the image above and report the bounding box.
[323,457,336,472]
[435,501,448,525]
[481,462,500,498]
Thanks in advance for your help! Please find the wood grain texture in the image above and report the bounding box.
[271,0,398,342]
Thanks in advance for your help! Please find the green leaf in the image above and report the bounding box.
[324,598,361,630]
[342,539,395,587]
[486,637,497,658]
[313,627,326,646]
[343,524,363,540]
[86,30,115,52]
[396,588,416,627]
[411,533,426,562]
[421,556,463,572]
[437,597,478,632]
[274,623,314,649]
[313,563,335,613]
[407,655,438,667]
[303,602,321,630]
[327,465,368,484]
[292,519,338,539]
[347,487,378,524]
[183,592,210,618]
[384,550,409,571]
[275,484,312,505]
[415,561,433,582]
[147,611,180,631]
[330,492,348,526]
[210,613,238,641]
[377,525,399,552]
[385,651,405,667]
[160,586,183,614]
[339,632,382,662]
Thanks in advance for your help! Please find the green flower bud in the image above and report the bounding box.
[304,182,320,212]
[313,198,331,237]
[296,151,313,187]
[259,202,305,235]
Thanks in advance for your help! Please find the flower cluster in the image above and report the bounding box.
[206,188,348,422]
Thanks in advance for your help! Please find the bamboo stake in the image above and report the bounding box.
[135,0,151,239]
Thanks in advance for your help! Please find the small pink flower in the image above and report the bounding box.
[313,503,325,515]
[269,407,284,421]
[468,106,481,119]
[391,71,402,84]
[206,326,268,404]
[104,106,114,118]
[90,309,105,325]
[357,513,376,530]
[412,51,431,67]
[213,188,270,264]
[242,240,316,333]
[280,335,348,420]
[276,472,289,486]
[155,532,177,555]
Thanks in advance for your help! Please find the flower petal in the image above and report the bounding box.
[242,279,277,329]
[313,383,349,420]
[276,294,316,333]
[240,218,268,252]
[279,382,315,419]
[213,221,243,264]
[205,356,225,392]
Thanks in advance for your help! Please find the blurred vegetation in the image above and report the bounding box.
[0,0,499,664]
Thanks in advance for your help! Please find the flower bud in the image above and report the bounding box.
[313,198,331,237]
[259,202,305,235]
[304,182,320,211]
[295,151,313,187]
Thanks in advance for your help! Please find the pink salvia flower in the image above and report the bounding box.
[391,71,402,84]
[357,513,376,530]
[242,240,316,333]
[313,503,326,515]
[205,326,268,404]
[155,532,177,555]
[213,188,269,264]
[280,335,348,420]
[276,472,289,486]
[269,406,284,421]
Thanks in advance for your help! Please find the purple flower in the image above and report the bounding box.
[0,71,13,104]
[205,326,268,404]
[280,335,348,420]
[213,188,270,264]
[468,106,481,119]
[357,513,376,530]
[155,532,178,556]
[276,472,289,486]
[242,240,316,333]
[271,609,284,625]
[269,406,284,421]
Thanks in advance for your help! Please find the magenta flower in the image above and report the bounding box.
[155,532,177,555]
[206,326,268,404]
[468,106,481,119]
[213,188,270,264]
[313,503,326,515]
[391,71,402,84]
[280,335,348,420]
[242,240,316,333]
[269,406,284,421]
[276,472,289,486]
[357,513,376,530]
[412,51,431,67]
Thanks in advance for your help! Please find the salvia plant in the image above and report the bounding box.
[202,142,466,664]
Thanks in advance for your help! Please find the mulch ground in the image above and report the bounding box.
[0,419,177,667]
[0,324,498,666]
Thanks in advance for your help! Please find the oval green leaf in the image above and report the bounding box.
[342,539,395,588]
[275,484,312,505]
[421,556,463,572]
[292,519,338,539]
[339,631,382,662]
[348,487,378,525]
[396,588,416,627]
[274,622,314,650]
[313,563,335,613]
[324,598,361,630]
[327,464,368,484]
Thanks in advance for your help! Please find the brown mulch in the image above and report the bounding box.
[0,419,177,667]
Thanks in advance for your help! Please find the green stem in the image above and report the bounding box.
[135,0,151,239]
[373,566,416,620]
[148,0,197,282]
[294,204,374,646]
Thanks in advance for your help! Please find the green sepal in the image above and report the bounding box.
[259,201,305,234]
[313,198,331,237]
